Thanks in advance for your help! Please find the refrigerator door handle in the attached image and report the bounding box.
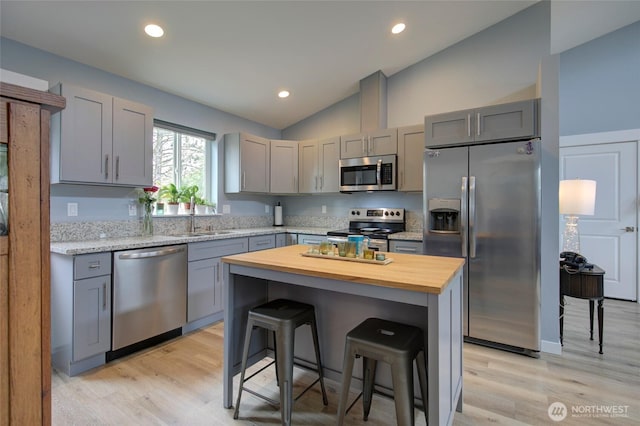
[469,176,477,258]
[461,176,468,258]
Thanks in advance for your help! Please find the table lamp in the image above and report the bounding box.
[559,179,596,253]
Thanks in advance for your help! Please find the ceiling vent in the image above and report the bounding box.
[359,70,387,132]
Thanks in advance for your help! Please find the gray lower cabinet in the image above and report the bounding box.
[187,238,248,323]
[389,240,423,254]
[276,233,287,247]
[249,234,276,251]
[297,233,326,245]
[51,252,112,376]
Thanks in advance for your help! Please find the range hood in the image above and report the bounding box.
[359,70,387,132]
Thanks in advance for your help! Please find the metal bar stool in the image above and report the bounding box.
[337,318,428,426]
[233,298,328,425]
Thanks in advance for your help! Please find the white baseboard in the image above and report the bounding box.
[541,339,562,355]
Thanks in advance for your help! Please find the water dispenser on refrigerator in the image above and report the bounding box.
[428,198,460,233]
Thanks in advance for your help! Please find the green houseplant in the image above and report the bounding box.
[178,185,199,213]
[159,183,180,215]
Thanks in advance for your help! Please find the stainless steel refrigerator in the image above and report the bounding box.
[423,139,541,354]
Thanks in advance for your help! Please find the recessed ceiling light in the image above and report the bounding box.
[145,24,164,38]
[391,22,406,35]
[278,90,290,99]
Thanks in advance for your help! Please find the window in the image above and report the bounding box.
[152,120,217,206]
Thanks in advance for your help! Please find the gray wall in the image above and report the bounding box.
[559,20,640,136]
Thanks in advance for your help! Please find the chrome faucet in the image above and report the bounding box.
[189,195,196,233]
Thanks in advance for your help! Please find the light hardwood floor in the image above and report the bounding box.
[52,298,639,425]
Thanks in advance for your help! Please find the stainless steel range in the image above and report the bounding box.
[327,207,405,252]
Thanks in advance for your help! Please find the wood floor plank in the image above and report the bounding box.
[52,299,640,425]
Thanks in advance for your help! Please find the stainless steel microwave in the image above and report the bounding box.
[339,155,397,192]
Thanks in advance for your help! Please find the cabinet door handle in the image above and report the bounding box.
[368,136,372,154]
[396,247,417,253]
[467,114,471,137]
[115,155,120,180]
[104,154,109,179]
[400,171,404,189]
[88,261,101,269]
[362,137,366,155]
[476,112,481,136]
[216,263,220,282]
[242,171,246,189]
[319,176,323,190]
[621,226,635,232]
[102,282,107,310]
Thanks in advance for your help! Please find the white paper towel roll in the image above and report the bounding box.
[274,205,283,226]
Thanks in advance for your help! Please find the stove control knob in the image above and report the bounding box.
[390,211,395,216]
[396,210,401,217]
[384,211,389,216]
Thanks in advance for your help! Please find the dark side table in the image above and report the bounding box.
[559,264,606,354]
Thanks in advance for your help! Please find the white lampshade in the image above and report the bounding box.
[559,179,596,216]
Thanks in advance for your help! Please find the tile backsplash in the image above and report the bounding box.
[50,211,422,242]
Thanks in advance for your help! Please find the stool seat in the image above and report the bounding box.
[337,318,428,426]
[234,299,328,426]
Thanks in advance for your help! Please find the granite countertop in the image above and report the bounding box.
[50,227,332,255]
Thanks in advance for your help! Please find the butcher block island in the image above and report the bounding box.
[222,244,465,425]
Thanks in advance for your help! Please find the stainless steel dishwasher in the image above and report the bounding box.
[112,244,187,351]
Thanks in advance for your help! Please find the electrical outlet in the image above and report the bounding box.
[322,205,327,214]
[128,203,138,216]
[222,204,231,214]
[67,202,78,217]
[265,204,269,214]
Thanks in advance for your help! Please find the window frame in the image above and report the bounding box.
[152,120,217,205]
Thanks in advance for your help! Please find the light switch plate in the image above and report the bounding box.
[67,202,78,217]
[222,204,230,214]
[128,203,137,216]
[322,205,327,214]
[265,204,269,214]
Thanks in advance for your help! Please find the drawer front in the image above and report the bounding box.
[249,235,276,252]
[74,252,112,280]
[389,240,423,254]
[188,237,248,261]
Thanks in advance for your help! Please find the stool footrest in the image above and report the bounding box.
[241,360,276,384]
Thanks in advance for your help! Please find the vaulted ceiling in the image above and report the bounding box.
[1,1,638,129]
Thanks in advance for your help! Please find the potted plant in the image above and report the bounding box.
[193,195,207,215]
[178,184,199,213]
[159,183,180,215]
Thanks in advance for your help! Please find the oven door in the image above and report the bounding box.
[339,155,396,192]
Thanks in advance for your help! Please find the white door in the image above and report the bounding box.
[560,141,638,301]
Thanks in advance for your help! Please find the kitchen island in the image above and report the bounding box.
[222,245,464,425]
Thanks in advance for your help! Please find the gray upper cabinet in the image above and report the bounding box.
[225,132,270,193]
[298,136,339,193]
[340,128,397,159]
[397,124,424,192]
[425,99,538,148]
[270,139,298,194]
[50,83,153,186]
